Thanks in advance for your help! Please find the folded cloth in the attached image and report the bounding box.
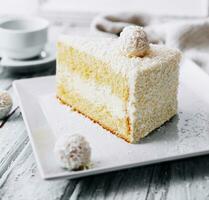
[91,13,209,73]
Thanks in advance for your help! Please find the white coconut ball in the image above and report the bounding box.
[0,91,13,119]
[118,25,150,57]
[54,134,91,170]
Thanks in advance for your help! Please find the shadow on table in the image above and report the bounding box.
[139,114,179,144]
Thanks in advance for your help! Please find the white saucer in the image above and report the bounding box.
[0,44,56,73]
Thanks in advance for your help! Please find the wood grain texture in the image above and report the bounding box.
[0,144,69,200]
[59,156,209,200]
[0,84,27,181]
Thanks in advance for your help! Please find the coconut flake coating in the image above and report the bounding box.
[0,91,13,119]
[118,25,150,57]
[54,134,91,170]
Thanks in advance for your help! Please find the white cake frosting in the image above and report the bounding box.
[58,35,180,77]
[54,134,91,170]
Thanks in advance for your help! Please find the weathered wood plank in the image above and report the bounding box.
[0,143,69,200]
[0,108,28,179]
[166,156,209,200]
[62,157,209,200]
[0,85,28,181]
[64,167,154,200]
[145,164,171,200]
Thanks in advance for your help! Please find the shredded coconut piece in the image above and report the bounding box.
[54,134,91,170]
[118,25,150,57]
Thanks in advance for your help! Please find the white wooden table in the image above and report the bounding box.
[1,22,209,200]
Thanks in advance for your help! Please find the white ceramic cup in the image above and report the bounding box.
[0,17,49,60]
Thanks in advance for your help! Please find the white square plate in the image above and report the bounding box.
[13,59,209,180]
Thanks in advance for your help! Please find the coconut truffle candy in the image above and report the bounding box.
[0,91,13,119]
[56,26,181,143]
[54,134,91,170]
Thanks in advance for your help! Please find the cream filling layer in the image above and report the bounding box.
[57,71,126,118]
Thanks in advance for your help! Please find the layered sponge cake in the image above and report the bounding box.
[56,26,181,143]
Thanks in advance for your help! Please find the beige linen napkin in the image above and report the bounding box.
[91,13,209,73]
